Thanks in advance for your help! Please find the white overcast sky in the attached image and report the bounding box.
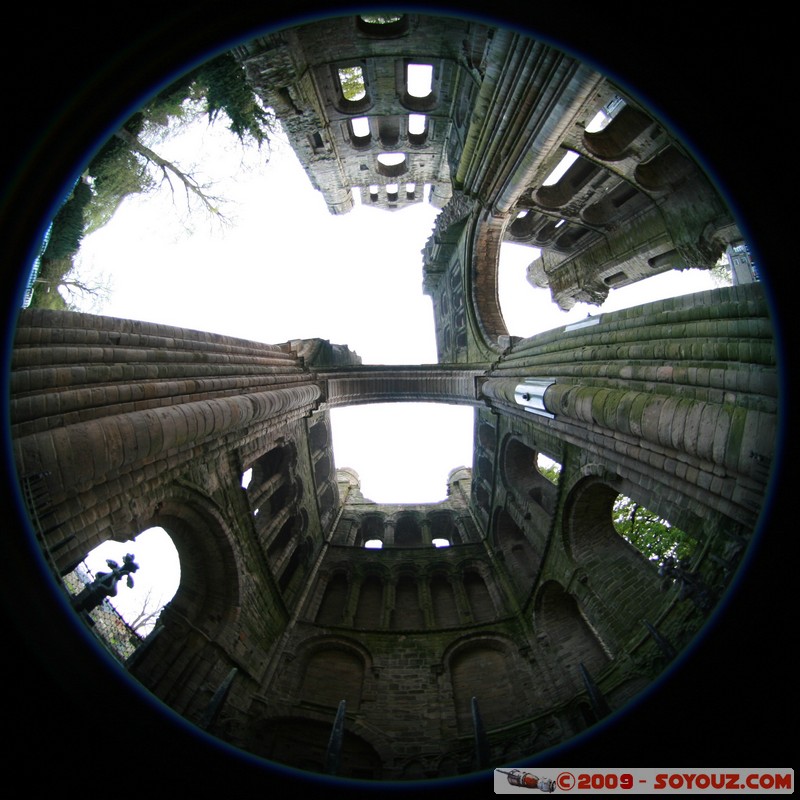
[75,111,720,611]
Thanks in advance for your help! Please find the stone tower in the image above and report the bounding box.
[5,9,784,791]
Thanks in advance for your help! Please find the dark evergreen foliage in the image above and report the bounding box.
[41,180,93,260]
[196,53,274,145]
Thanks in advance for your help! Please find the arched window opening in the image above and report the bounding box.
[612,495,698,563]
[364,539,383,549]
[408,114,426,135]
[241,468,253,489]
[407,63,433,98]
[502,438,557,514]
[75,527,180,641]
[350,116,370,138]
[358,514,385,545]
[432,538,450,548]
[494,509,539,595]
[376,152,408,177]
[338,66,366,101]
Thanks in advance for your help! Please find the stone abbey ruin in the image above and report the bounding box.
[8,12,780,784]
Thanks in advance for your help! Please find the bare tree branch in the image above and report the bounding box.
[125,585,166,633]
[114,128,229,221]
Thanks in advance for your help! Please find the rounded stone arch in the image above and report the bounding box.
[142,492,242,636]
[356,512,386,547]
[500,434,558,515]
[491,507,540,597]
[444,634,522,734]
[426,509,460,545]
[466,214,510,356]
[393,513,422,547]
[122,490,246,713]
[562,474,662,579]
[476,452,493,482]
[561,475,665,635]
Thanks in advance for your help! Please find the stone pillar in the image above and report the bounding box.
[421,517,433,546]
[383,520,396,547]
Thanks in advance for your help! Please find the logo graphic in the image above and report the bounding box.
[496,769,557,792]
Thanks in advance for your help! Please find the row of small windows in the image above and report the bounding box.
[364,537,451,549]
[336,63,433,103]
[368,181,418,203]
[349,114,427,144]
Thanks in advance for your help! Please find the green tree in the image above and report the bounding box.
[83,52,275,234]
[41,180,93,259]
[26,51,275,310]
[613,495,698,563]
